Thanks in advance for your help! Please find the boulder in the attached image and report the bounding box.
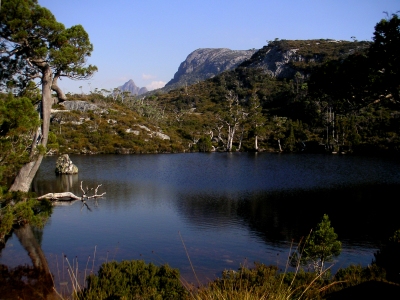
[55,154,78,174]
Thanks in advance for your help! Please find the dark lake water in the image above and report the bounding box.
[1,153,400,285]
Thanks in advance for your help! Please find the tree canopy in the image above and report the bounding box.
[0,0,97,96]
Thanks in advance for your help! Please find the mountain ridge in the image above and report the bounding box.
[118,79,148,95]
[164,48,257,90]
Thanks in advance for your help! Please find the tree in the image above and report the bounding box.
[247,93,266,151]
[309,13,400,112]
[373,229,400,283]
[0,0,97,192]
[268,116,287,152]
[217,91,247,151]
[0,94,40,186]
[292,214,341,275]
[368,13,400,106]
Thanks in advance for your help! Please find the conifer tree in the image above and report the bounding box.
[292,214,342,275]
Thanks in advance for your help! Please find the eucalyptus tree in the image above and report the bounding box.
[217,91,247,151]
[247,93,266,151]
[0,0,97,192]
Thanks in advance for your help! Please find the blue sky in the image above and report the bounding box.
[38,0,399,94]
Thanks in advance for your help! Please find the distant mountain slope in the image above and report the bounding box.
[118,79,148,95]
[239,39,370,78]
[165,48,257,90]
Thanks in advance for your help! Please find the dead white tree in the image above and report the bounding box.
[37,181,106,201]
[217,91,247,151]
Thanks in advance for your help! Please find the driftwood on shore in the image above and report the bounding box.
[37,181,106,201]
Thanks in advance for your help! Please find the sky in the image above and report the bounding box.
[38,0,399,94]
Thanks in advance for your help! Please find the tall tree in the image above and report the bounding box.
[247,93,266,151]
[0,0,97,192]
[217,91,247,151]
[368,13,400,106]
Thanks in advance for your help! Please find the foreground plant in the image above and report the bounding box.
[76,260,187,300]
[291,214,341,275]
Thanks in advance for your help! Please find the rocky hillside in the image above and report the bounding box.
[118,79,148,95]
[164,48,257,90]
[239,39,371,79]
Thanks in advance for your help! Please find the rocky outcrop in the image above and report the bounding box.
[244,47,300,78]
[118,79,148,95]
[59,100,99,112]
[165,48,257,89]
[55,154,78,174]
[239,39,371,79]
[133,125,170,140]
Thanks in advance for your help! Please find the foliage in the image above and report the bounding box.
[373,229,400,283]
[192,264,288,299]
[0,0,97,94]
[0,193,52,244]
[77,260,187,300]
[368,13,400,105]
[291,214,341,275]
[197,136,213,152]
[333,264,386,288]
[0,94,40,186]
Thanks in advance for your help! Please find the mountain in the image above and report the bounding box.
[165,48,257,90]
[118,79,148,95]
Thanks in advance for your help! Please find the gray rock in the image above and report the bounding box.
[60,100,99,112]
[55,154,78,174]
[153,132,170,140]
[165,48,257,89]
[125,129,140,135]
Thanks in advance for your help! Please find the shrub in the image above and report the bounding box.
[77,260,187,300]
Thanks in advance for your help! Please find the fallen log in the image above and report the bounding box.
[37,192,82,201]
[37,181,106,201]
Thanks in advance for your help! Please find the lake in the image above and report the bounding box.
[1,152,400,285]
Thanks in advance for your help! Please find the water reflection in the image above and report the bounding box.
[2,153,400,287]
[175,183,400,248]
[0,225,58,300]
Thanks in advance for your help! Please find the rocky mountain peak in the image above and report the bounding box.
[165,48,257,89]
[118,79,148,95]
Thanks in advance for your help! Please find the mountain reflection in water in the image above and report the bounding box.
[1,153,400,288]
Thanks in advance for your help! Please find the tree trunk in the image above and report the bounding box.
[237,125,244,151]
[255,135,258,151]
[51,74,67,102]
[278,139,282,152]
[9,65,53,192]
[227,125,236,152]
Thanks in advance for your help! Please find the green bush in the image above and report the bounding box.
[77,260,187,300]
[197,136,213,152]
[373,229,400,283]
